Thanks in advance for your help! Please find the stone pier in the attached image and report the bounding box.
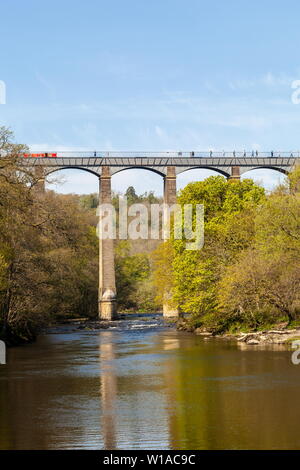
[34,165,45,193]
[163,166,179,319]
[98,166,117,320]
[229,166,241,181]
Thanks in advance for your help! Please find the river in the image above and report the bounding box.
[0,314,300,450]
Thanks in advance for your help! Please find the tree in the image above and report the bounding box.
[125,186,138,205]
[217,250,300,329]
[152,176,265,326]
[0,128,101,343]
[288,163,300,194]
[215,167,300,330]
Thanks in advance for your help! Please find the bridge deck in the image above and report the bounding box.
[18,151,300,176]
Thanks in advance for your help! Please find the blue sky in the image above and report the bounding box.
[1,0,299,194]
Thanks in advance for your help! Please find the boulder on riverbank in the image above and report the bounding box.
[235,329,300,345]
[176,318,300,346]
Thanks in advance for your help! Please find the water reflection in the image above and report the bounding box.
[99,333,117,449]
[158,334,300,449]
[0,319,300,449]
[98,327,170,449]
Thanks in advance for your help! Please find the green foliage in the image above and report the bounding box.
[151,241,177,310]
[165,177,266,320]
[124,186,139,205]
[79,193,99,209]
[217,182,300,330]
[153,170,300,332]
[288,163,300,193]
[115,240,159,312]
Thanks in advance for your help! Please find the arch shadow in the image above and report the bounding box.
[242,166,288,176]
[112,166,165,178]
[177,166,230,178]
[45,166,100,178]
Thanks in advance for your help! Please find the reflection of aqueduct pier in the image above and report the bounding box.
[22,151,299,320]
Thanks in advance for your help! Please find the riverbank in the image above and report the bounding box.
[0,326,37,347]
[177,319,300,346]
[5,313,300,348]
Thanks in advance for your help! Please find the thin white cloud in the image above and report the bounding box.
[229,72,293,90]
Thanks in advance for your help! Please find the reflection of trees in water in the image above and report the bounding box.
[161,334,300,449]
[0,336,102,450]
[0,372,14,449]
[0,345,61,449]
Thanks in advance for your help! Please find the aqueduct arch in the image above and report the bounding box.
[176,166,230,178]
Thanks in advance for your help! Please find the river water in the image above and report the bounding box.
[0,314,300,450]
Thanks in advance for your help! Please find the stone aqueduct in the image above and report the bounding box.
[22,151,299,320]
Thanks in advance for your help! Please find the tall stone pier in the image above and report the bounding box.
[98,166,117,320]
[229,166,241,181]
[33,165,45,193]
[163,166,179,319]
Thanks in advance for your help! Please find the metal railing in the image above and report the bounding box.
[20,150,300,159]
